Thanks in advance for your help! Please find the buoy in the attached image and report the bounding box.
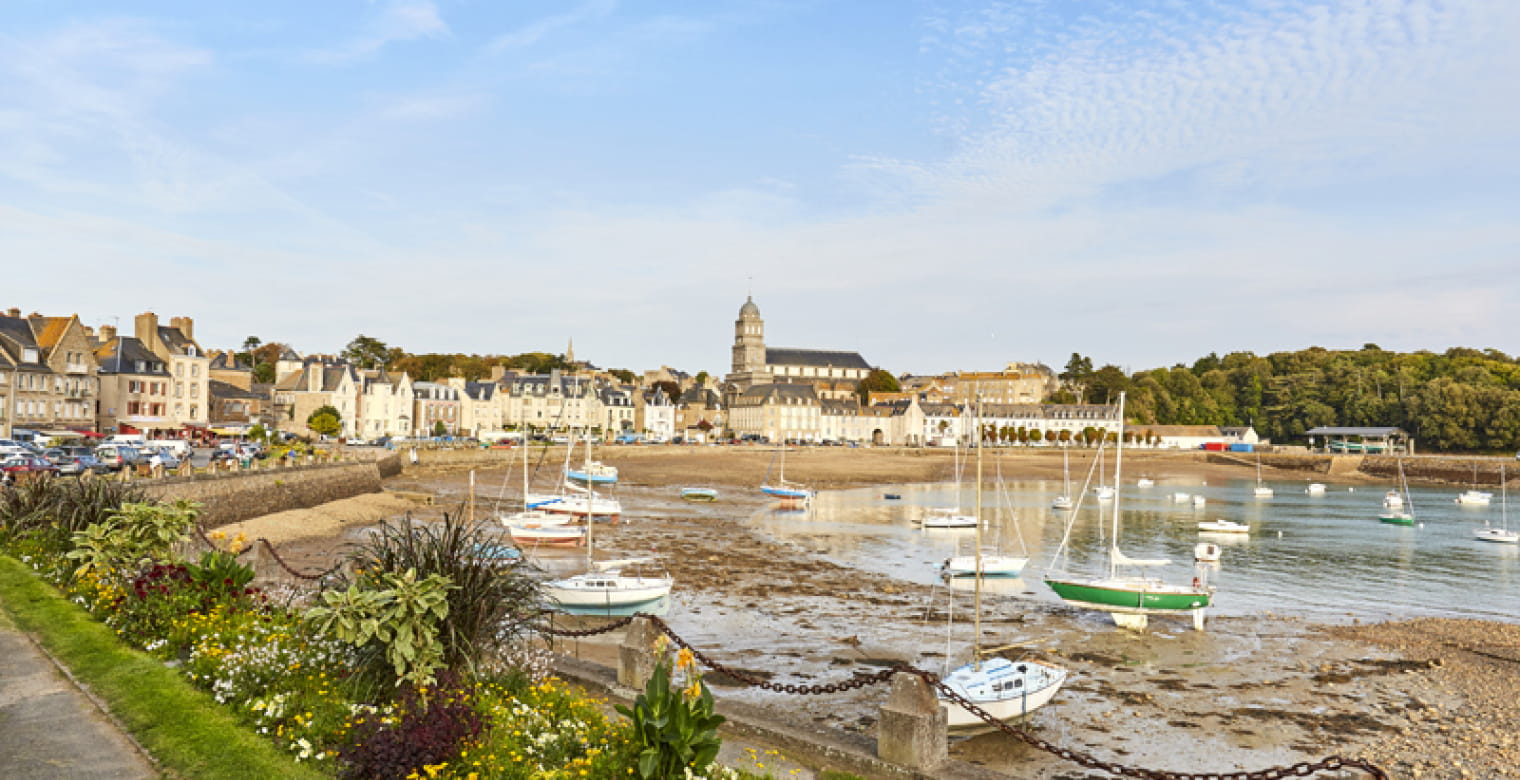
[1277,530,1283,538]
[1192,576,1202,588]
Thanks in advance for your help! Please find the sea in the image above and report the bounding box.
[749,477,1520,623]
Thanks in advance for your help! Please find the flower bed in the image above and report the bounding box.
[0,488,760,779]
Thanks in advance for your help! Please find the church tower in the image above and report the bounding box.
[726,295,771,390]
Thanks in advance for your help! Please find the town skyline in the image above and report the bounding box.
[3,1,1517,371]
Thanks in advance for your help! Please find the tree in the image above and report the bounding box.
[252,363,276,383]
[432,420,447,437]
[855,369,902,403]
[694,371,711,387]
[608,368,636,384]
[651,380,682,402]
[307,405,342,437]
[343,335,391,370]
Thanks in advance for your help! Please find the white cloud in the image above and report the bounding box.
[307,1,449,64]
[487,0,617,53]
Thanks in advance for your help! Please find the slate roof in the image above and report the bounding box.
[1142,425,1225,437]
[820,398,861,415]
[0,316,47,370]
[157,326,201,356]
[736,384,819,404]
[209,379,262,400]
[678,387,721,408]
[765,348,871,371]
[94,337,169,375]
[463,381,496,401]
[209,351,249,370]
[280,347,300,361]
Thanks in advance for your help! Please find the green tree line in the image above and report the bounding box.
[1059,346,1520,453]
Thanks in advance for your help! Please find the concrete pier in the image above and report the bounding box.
[876,672,947,770]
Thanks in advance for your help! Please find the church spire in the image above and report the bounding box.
[566,338,575,364]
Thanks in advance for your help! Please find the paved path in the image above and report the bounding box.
[0,609,155,779]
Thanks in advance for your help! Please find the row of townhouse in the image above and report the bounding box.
[724,381,1125,446]
[1,309,210,440]
[268,362,662,439]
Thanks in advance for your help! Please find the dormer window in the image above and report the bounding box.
[186,346,197,357]
[22,347,38,362]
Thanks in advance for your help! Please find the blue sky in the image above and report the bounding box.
[3,0,1517,376]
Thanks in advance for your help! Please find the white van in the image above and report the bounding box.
[149,439,192,457]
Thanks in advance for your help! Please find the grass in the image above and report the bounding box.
[0,555,327,780]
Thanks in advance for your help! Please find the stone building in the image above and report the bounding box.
[132,313,210,433]
[412,381,460,437]
[0,311,100,437]
[92,330,171,435]
[723,296,874,402]
[358,370,413,438]
[728,383,821,443]
[273,362,359,438]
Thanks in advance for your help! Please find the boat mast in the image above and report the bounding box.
[1503,464,1509,531]
[1108,392,1127,580]
[973,388,983,668]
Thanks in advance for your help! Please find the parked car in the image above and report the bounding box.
[93,445,145,472]
[55,454,110,476]
[146,448,182,470]
[2,455,59,480]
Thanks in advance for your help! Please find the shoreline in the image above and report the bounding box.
[251,449,1516,778]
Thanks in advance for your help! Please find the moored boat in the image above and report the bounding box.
[942,657,1067,730]
[680,487,718,502]
[1474,465,1518,543]
[1198,519,1250,535]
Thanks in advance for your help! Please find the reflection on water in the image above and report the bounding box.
[750,478,1520,622]
[946,576,1030,595]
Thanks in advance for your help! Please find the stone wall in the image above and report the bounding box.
[142,461,383,528]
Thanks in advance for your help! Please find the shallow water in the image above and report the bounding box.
[749,477,1520,623]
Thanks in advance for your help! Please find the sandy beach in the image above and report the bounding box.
[243,447,1518,779]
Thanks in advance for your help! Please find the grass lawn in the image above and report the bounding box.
[0,555,327,780]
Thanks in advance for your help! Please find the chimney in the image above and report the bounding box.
[5,308,17,318]
[100,324,117,341]
[170,316,194,340]
[489,365,506,382]
[134,312,159,344]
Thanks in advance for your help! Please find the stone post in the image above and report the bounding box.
[877,672,947,769]
[617,616,662,690]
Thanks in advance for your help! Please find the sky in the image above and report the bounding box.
[3,0,1518,377]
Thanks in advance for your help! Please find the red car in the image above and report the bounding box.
[1,455,60,481]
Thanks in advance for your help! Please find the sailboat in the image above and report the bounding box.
[760,446,814,502]
[1051,448,1074,510]
[542,487,672,608]
[1474,465,1518,543]
[1045,392,1213,631]
[566,432,619,485]
[1455,463,1492,505]
[1252,453,1273,498]
[943,429,1028,577]
[938,395,1066,729]
[1378,457,1416,525]
[924,434,977,528]
[528,433,623,520]
[1091,445,1115,501]
[501,435,587,548]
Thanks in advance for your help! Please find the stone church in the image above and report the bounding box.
[722,296,873,402]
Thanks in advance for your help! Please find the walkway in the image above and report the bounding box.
[0,608,155,779]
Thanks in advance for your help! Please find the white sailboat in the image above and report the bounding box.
[1306,482,1327,495]
[1045,392,1213,631]
[501,436,586,548]
[939,394,1066,729]
[943,422,1028,577]
[1051,448,1073,510]
[542,483,672,608]
[924,434,977,528]
[1252,453,1273,498]
[1091,446,1115,501]
[1197,519,1250,535]
[1136,476,1155,488]
[1474,465,1518,544]
[1455,463,1492,505]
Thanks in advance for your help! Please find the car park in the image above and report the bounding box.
[55,454,110,476]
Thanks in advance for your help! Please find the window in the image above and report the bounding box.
[176,364,183,377]
[22,348,38,362]
[191,365,199,377]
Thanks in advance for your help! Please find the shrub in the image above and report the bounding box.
[617,641,726,779]
[65,500,199,579]
[338,672,485,780]
[344,512,541,674]
[0,476,145,545]
[306,568,454,688]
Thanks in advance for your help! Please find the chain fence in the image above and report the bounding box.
[536,612,1388,780]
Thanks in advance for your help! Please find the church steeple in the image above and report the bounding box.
[729,295,768,384]
[566,338,575,365]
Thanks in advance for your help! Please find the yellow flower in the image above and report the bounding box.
[675,647,695,671]
[683,680,702,700]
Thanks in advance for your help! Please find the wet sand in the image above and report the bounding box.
[262,449,1514,778]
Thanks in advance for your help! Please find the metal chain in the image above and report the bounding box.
[254,538,345,581]
[536,614,1387,780]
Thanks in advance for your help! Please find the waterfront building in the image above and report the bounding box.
[728,383,821,443]
[675,386,724,441]
[357,370,413,439]
[599,383,636,436]
[1141,424,1226,450]
[273,361,360,438]
[636,387,676,441]
[901,363,1057,406]
[448,378,501,439]
[0,312,100,438]
[129,313,210,433]
[412,381,460,437]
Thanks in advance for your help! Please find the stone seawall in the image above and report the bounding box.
[142,461,384,528]
[1360,454,1516,487]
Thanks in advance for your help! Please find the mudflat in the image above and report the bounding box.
[256,447,1514,779]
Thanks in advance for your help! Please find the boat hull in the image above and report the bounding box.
[943,555,1028,577]
[941,658,1067,730]
[1378,512,1415,525]
[1473,528,1519,543]
[1044,576,1211,613]
[507,526,587,546]
[922,512,978,529]
[544,575,673,607]
[566,470,618,485]
[681,488,718,502]
[762,485,813,500]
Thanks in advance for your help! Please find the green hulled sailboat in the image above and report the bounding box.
[1044,392,1213,630]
